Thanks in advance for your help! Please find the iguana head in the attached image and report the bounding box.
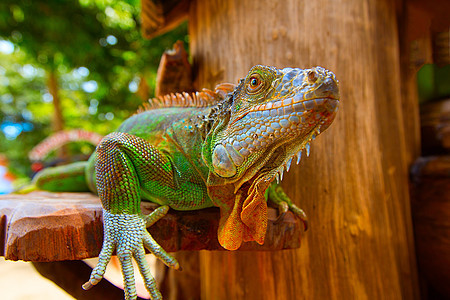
[202,65,339,250]
[204,65,339,184]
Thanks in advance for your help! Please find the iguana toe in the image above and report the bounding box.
[274,201,289,225]
[289,203,309,231]
[133,248,162,300]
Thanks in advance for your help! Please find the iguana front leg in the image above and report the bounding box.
[83,132,180,300]
[267,182,308,230]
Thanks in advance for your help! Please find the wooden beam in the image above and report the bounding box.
[140,0,189,39]
[420,99,450,155]
[411,156,450,298]
[405,0,450,33]
[189,0,420,299]
[0,192,304,262]
[155,41,193,97]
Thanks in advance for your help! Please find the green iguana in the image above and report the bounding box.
[34,65,339,300]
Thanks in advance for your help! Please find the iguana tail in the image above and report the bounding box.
[34,161,91,192]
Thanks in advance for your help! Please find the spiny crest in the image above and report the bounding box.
[195,81,240,140]
[136,83,236,113]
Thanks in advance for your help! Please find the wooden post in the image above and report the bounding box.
[189,0,420,299]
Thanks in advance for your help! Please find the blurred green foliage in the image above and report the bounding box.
[417,64,450,103]
[0,0,188,178]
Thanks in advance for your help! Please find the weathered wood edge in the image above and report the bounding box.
[141,0,189,39]
[0,192,303,262]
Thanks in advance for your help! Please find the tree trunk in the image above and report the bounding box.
[189,0,420,299]
[47,69,67,160]
[47,69,64,133]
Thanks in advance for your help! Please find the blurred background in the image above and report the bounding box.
[0,0,188,191]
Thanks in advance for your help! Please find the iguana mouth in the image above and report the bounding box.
[246,96,338,120]
[221,96,338,165]
[229,97,330,126]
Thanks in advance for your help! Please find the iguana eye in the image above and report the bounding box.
[250,77,259,87]
[246,74,263,94]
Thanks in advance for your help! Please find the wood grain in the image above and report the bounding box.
[0,192,303,262]
[411,156,450,298]
[155,41,193,97]
[140,0,189,39]
[420,99,450,155]
[189,0,420,299]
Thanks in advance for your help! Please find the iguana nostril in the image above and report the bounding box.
[307,70,318,83]
[316,77,339,99]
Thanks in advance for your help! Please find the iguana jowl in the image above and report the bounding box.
[35,65,339,299]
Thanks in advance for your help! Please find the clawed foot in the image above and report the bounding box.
[281,202,308,231]
[268,184,308,230]
[83,206,179,300]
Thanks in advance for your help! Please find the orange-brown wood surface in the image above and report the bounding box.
[189,0,420,299]
[0,192,103,261]
[0,192,303,262]
[141,0,189,39]
[155,41,193,97]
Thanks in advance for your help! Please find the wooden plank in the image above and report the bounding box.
[155,41,193,97]
[189,0,420,299]
[420,99,450,155]
[0,192,304,262]
[411,156,450,298]
[405,0,450,33]
[140,0,189,39]
[0,192,103,262]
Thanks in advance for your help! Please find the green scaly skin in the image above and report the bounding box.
[35,65,339,300]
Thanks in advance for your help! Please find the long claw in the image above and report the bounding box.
[303,219,309,231]
[82,281,94,290]
[289,204,309,231]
